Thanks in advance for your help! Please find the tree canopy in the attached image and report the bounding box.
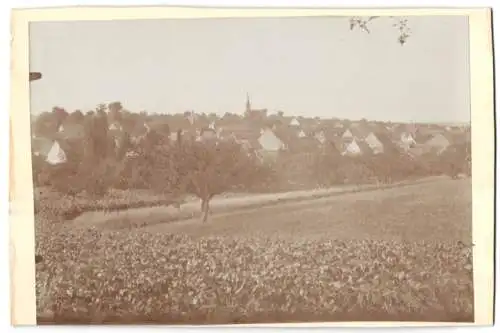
[349,16,411,45]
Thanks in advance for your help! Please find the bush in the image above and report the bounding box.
[361,152,433,184]
[81,159,118,197]
[114,157,153,190]
[310,153,351,187]
[440,144,470,179]
[46,163,82,195]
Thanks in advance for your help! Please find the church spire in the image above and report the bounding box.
[246,93,251,114]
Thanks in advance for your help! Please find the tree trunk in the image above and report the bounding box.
[201,198,210,223]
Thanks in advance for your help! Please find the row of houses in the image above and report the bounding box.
[31,96,470,167]
[178,115,469,160]
[31,118,470,167]
[168,95,470,161]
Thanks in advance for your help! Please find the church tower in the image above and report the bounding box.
[245,93,251,114]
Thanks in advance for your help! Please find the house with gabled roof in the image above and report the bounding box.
[400,132,417,150]
[34,133,87,168]
[314,130,327,144]
[341,124,372,142]
[341,138,363,156]
[279,126,318,151]
[315,129,342,151]
[390,124,417,151]
[243,128,284,163]
[45,140,68,165]
[297,129,307,138]
[258,128,285,152]
[372,130,404,156]
[358,138,374,156]
[353,125,373,141]
[221,123,260,147]
[423,132,451,155]
[341,128,354,140]
[289,117,300,127]
[364,132,384,155]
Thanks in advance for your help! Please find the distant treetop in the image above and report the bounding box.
[349,16,411,45]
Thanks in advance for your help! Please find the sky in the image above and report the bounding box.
[29,16,470,123]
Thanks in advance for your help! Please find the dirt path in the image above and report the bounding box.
[143,178,471,242]
[69,177,443,230]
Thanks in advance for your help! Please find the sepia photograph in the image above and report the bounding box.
[9,6,494,327]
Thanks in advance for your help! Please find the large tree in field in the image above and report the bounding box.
[145,138,274,223]
[179,141,274,222]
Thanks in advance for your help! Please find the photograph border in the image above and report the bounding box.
[9,6,494,327]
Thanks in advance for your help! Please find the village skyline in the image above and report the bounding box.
[30,97,470,127]
[29,16,470,124]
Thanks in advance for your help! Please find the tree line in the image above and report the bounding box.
[32,104,278,222]
[32,103,470,222]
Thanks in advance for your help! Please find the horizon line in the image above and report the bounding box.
[30,109,470,126]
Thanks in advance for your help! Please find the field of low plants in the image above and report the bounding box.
[35,179,474,324]
[36,229,473,324]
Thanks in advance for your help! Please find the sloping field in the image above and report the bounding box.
[36,178,474,324]
[67,176,443,231]
[146,178,471,242]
